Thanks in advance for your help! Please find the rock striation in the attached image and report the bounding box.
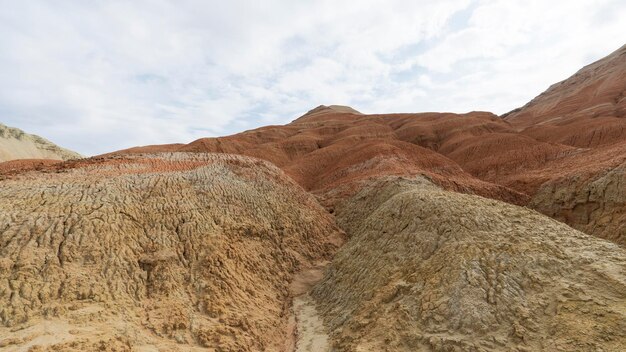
[0,44,625,352]
[500,44,626,246]
[530,160,626,246]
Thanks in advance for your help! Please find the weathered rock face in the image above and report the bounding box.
[311,177,626,351]
[0,153,343,351]
[103,46,626,249]
[0,123,81,162]
[1,46,623,352]
[501,44,626,246]
[105,46,626,247]
[531,160,626,246]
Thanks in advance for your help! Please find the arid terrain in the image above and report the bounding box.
[313,176,625,351]
[0,153,344,351]
[0,45,625,351]
[106,46,626,249]
[0,123,80,163]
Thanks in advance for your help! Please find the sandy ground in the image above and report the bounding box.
[293,294,330,352]
[287,262,332,352]
[0,123,80,162]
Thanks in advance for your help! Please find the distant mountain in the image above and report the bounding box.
[0,123,81,162]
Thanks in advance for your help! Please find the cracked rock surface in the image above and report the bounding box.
[531,161,626,246]
[105,46,626,249]
[311,176,626,351]
[0,153,343,351]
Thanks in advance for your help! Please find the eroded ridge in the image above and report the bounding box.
[312,177,626,351]
[0,153,344,351]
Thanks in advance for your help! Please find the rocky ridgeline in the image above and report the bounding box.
[0,45,625,352]
[109,46,626,250]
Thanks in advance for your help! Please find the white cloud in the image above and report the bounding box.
[0,0,624,155]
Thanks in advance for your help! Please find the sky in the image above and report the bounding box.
[1,0,625,156]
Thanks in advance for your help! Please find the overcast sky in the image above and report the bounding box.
[1,0,625,156]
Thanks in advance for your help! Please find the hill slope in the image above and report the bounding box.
[504,43,626,148]
[111,109,529,208]
[0,153,343,351]
[0,123,81,162]
[1,44,625,352]
[312,176,626,351]
[102,45,626,247]
[502,44,626,246]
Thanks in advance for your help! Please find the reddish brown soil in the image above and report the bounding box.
[0,159,61,176]
[107,110,529,208]
[504,44,626,148]
[98,45,626,246]
[105,103,614,208]
[495,44,626,189]
[1,45,625,351]
[6,45,624,245]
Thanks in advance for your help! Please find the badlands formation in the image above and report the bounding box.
[0,154,344,351]
[0,45,625,351]
[114,45,626,247]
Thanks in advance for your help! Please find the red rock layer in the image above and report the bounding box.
[109,110,529,208]
[44,44,626,246]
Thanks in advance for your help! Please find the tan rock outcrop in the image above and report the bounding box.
[531,160,626,246]
[311,177,626,351]
[0,153,343,351]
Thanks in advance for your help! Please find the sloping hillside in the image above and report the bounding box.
[1,44,625,352]
[502,44,626,246]
[0,153,343,351]
[110,109,530,208]
[0,123,81,162]
[312,177,626,351]
[504,44,626,148]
